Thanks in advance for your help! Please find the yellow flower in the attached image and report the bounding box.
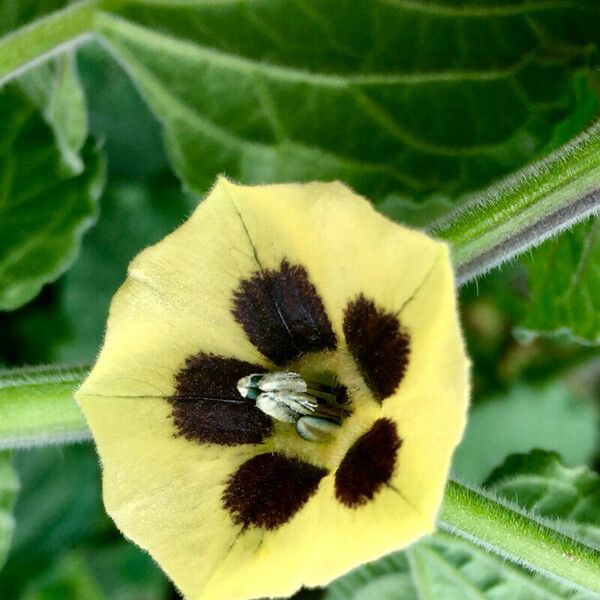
[76,178,469,600]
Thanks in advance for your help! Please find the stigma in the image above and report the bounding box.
[237,371,350,442]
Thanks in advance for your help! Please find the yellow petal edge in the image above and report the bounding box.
[76,178,470,600]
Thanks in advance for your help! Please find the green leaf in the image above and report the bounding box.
[0,57,105,311]
[18,52,88,172]
[452,383,599,484]
[0,446,102,596]
[0,175,194,364]
[486,450,600,549]
[519,216,600,344]
[52,176,194,363]
[326,531,596,600]
[94,0,600,200]
[0,1,97,85]
[20,553,104,600]
[325,552,416,600]
[0,452,18,571]
[327,451,600,600]
[0,0,70,37]
[84,543,169,600]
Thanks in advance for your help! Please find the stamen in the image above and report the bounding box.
[296,416,338,442]
[251,371,308,393]
[238,371,350,442]
[236,374,264,400]
[255,394,299,423]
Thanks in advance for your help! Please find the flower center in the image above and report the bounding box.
[237,371,351,443]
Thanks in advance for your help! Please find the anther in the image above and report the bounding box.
[237,371,350,442]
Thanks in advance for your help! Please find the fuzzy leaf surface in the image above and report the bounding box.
[520,217,600,344]
[0,453,18,571]
[452,383,599,484]
[95,0,600,199]
[0,57,105,311]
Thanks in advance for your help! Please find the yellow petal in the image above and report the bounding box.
[76,177,469,600]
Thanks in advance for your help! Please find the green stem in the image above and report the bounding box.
[0,0,100,85]
[0,364,90,449]
[436,121,600,285]
[440,481,600,595]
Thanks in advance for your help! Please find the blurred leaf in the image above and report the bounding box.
[54,175,195,362]
[0,174,194,364]
[0,445,102,595]
[458,264,598,400]
[325,552,416,600]
[0,57,105,311]
[78,42,169,179]
[0,0,70,36]
[20,553,104,600]
[327,450,600,600]
[19,544,170,600]
[326,531,595,600]
[376,194,453,228]
[0,452,18,571]
[486,450,600,549]
[95,1,600,200]
[452,383,599,484]
[85,543,169,600]
[18,52,87,172]
[519,216,600,344]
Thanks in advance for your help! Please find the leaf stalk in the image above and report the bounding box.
[436,122,600,284]
[0,0,100,85]
[440,481,600,596]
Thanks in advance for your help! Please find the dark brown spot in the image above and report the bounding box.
[169,353,272,446]
[335,418,401,508]
[223,453,327,529]
[232,260,336,365]
[343,294,410,401]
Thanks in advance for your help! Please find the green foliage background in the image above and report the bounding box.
[1,1,600,598]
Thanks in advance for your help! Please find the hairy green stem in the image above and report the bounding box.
[0,0,100,85]
[440,481,600,596]
[0,364,90,449]
[436,122,600,285]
